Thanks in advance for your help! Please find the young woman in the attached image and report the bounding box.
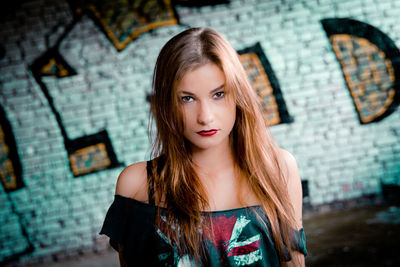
[100,27,307,266]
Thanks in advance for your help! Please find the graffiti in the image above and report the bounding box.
[238,43,293,126]
[30,21,122,177]
[67,130,120,177]
[0,106,24,192]
[0,105,34,264]
[35,50,77,78]
[69,0,178,51]
[173,0,230,6]
[321,18,400,124]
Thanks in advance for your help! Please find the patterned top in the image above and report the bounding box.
[99,194,307,266]
[100,158,307,266]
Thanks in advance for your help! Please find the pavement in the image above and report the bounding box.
[6,204,400,266]
[26,251,119,267]
[304,205,400,267]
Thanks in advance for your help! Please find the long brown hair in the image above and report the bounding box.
[149,27,297,263]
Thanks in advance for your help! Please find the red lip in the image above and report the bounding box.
[197,129,218,136]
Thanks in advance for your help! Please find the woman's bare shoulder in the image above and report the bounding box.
[115,161,148,202]
[274,148,298,177]
[275,147,303,227]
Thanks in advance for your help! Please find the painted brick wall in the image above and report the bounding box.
[0,0,399,264]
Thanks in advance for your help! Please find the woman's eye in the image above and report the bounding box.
[181,96,193,103]
[213,91,225,99]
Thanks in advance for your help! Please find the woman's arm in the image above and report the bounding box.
[278,148,305,267]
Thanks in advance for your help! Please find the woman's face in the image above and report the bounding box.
[176,63,236,152]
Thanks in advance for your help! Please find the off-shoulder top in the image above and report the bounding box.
[99,160,307,266]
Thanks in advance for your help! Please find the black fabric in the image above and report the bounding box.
[146,160,155,205]
[99,195,308,266]
[99,195,160,266]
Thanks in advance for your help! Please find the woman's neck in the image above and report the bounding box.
[191,143,236,178]
[190,142,258,210]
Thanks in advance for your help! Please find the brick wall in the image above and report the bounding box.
[0,0,399,264]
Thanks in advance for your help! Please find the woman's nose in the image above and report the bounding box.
[197,101,214,125]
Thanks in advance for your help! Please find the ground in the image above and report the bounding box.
[304,205,400,267]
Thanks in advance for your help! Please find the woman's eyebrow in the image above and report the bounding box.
[178,90,195,95]
[209,84,225,94]
[178,84,224,95]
